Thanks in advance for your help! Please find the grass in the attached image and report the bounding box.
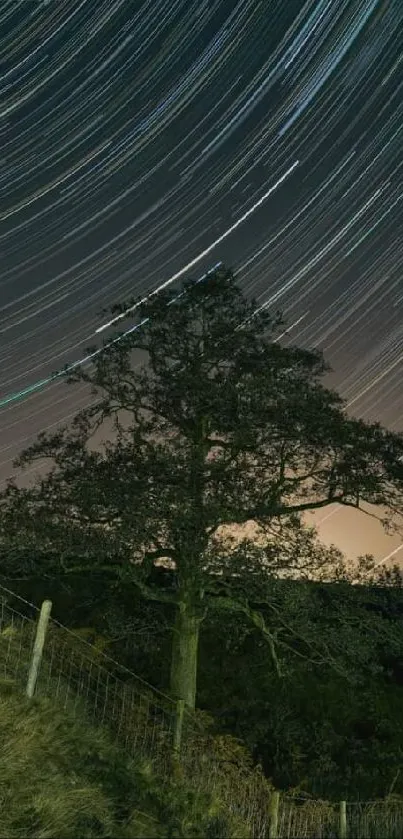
[0,678,250,838]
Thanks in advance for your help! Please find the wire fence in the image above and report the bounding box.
[0,584,403,838]
[0,587,180,778]
[275,796,403,838]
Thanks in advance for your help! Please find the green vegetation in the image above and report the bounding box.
[0,682,253,838]
[0,266,403,835]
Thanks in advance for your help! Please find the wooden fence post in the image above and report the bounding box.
[339,800,347,839]
[173,698,185,756]
[26,600,52,699]
[268,790,280,838]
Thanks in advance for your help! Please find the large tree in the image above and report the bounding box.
[1,266,403,710]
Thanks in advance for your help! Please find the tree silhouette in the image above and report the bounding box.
[1,266,402,709]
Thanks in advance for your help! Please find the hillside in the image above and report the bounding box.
[2,579,403,837]
[0,680,249,839]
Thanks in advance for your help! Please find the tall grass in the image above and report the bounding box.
[0,682,251,838]
[1,590,403,837]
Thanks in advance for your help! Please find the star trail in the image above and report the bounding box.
[1,0,403,562]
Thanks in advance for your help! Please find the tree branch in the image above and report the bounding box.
[130,577,178,605]
[207,594,283,677]
[246,494,360,518]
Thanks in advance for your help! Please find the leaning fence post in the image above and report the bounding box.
[171,699,185,781]
[26,600,52,699]
[268,790,280,838]
[173,698,185,756]
[339,800,347,839]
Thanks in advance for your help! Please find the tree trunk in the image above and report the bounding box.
[170,597,201,712]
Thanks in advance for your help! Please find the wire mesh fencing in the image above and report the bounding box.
[178,717,274,836]
[1,585,403,838]
[345,799,403,838]
[38,630,178,776]
[0,587,275,834]
[277,797,339,838]
[268,795,403,838]
[0,588,180,777]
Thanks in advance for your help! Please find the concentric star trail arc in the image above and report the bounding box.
[2,0,403,565]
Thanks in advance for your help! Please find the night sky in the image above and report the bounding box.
[2,0,403,566]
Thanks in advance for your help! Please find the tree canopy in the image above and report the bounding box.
[1,265,403,709]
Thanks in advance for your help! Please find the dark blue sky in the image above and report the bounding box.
[1,0,402,487]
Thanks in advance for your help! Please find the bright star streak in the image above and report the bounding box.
[95,161,299,333]
[0,261,223,408]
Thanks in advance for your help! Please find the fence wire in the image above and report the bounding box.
[1,586,403,838]
[0,590,178,777]
[274,797,403,838]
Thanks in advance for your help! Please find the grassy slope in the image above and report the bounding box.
[0,678,248,838]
